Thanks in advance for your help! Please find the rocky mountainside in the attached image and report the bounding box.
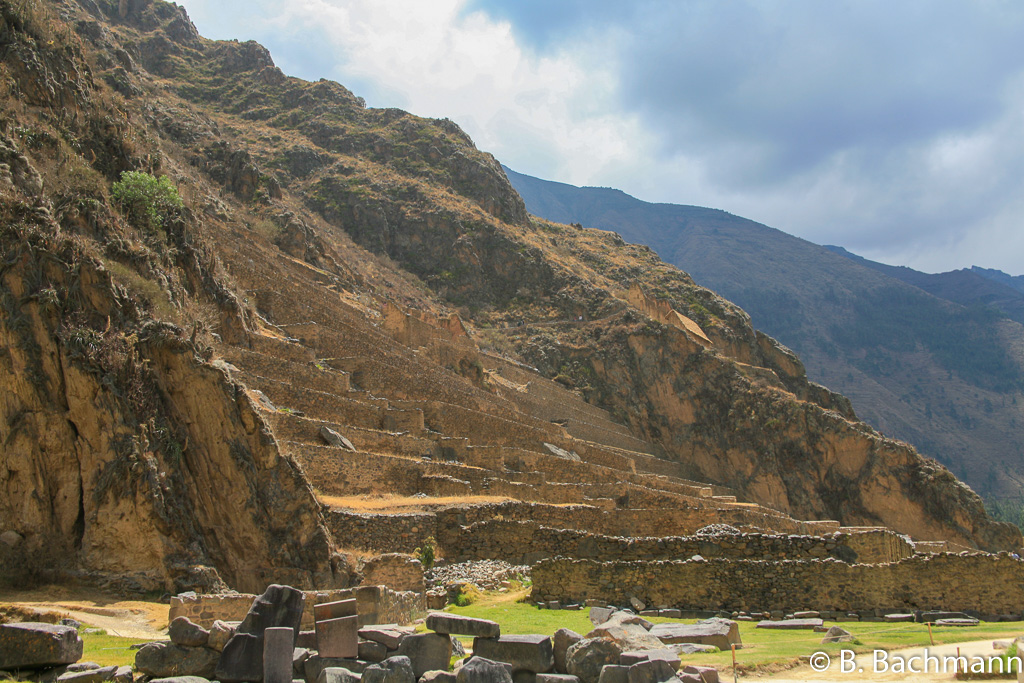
[0,0,1018,593]
[506,167,1024,500]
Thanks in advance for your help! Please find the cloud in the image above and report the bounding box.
[175,0,1024,274]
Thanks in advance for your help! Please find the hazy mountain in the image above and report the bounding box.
[506,166,1024,498]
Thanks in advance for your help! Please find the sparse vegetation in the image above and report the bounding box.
[111,171,184,234]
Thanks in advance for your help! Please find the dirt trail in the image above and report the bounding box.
[0,586,169,640]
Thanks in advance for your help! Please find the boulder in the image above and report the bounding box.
[363,656,415,683]
[65,663,100,672]
[135,643,219,679]
[113,665,133,683]
[628,599,645,613]
[472,636,554,675]
[820,627,855,645]
[919,612,972,623]
[754,619,822,630]
[565,638,622,683]
[456,657,514,683]
[207,621,236,652]
[421,672,457,683]
[553,629,582,674]
[169,618,210,648]
[217,585,305,682]
[588,608,614,627]
[595,666,629,683]
[56,666,118,683]
[360,640,389,663]
[317,668,362,683]
[674,645,718,655]
[625,660,674,683]
[396,633,452,678]
[148,678,212,683]
[426,614,500,639]
[304,655,370,683]
[617,651,679,671]
[586,624,661,653]
[537,676,579,683]
[0,622,84,670]
[934,619,979,627]
[681,666,718,683]
[360,628,407,651]
[320,426,356,451]
[649,619,740,651]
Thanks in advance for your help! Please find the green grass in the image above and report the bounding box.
[80,630,152,668]
[442,591,1024,672]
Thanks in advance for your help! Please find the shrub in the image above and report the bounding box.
[415,536,436,570]
[111,171,183,232]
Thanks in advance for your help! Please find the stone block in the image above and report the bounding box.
[588,608,614,627]
[318,617,359,659]
[473,636,554,675]
[649,619,739,651]
[135,643,219,680]
[316,668,362,683]
[208,621,236,652]
[553,629,582,674]
[362,656,415,683]
[56,666,118,683]
[617,651,678,671]
[360,640,389,663]
[421,672,457,683]
[537,676,579,683]
[266,628,296,683]
[681,666,718,683]
[304,655,370,683]
[315,601,358,622]
[426,614,500,639]
[217,585,305,682]
[396,633,452,678]
[359,628,406,651]
[625,660,674,683]
[456,657,513,683]
[595,665,629,683]
[754,619,822,630]
[298,631,319,650]
[566,639,622,683]
[0,622,84,670]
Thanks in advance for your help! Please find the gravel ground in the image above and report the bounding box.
[426,560,530,590]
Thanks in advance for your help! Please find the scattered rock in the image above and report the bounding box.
[625,659,674,683]
[456,657,514,683]
[216,584,304,682]
[169,618,210,648]
[56,665,118,683]
[207,621,236,652]
[135,643,219,679]
[363,656,415,683]
[320,426,356,451]
[421,672,458,683]
[396,633,452,678]
[681,666,718,683]
[820,626,854,645]
[317,668,362,683]
[649,619,739,651]
[552,629,582,674]
[934,619,979,627]
[472,635,554,675]
[360,639,389,662]
[595,665,628,683]
[565,638,622,683]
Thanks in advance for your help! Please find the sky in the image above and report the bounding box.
[174,0,1024,275]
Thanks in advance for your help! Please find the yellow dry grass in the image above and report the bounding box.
[317,493,513,513]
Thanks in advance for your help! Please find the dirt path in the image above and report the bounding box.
[767,638,1015,682]
[0,586,169,640]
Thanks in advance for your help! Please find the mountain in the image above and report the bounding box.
[972,266,1024,296]
[824,246,1024,326]
[0,0,1017,592]
[506,166,1024,499]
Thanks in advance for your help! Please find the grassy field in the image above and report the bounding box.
[445,590,1024,672]
[79,631,151,668]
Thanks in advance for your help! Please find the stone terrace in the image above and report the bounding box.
[209,224,945,574]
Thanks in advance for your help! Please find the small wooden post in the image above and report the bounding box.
[732,643,739,683]
[927,621,934,646]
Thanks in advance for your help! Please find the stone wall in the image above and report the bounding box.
[323,501,885,556]
[531,554,1024,615]
[437,520,862,565]
[361,554,425,593]
[168,585,425,629]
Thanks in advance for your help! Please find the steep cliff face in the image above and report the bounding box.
[0,211,339,592]
[0,0,1017,594]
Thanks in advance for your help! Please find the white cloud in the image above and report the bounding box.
[175,0,1024,275]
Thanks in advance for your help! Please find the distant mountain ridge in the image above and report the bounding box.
[505,165,1024,499]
